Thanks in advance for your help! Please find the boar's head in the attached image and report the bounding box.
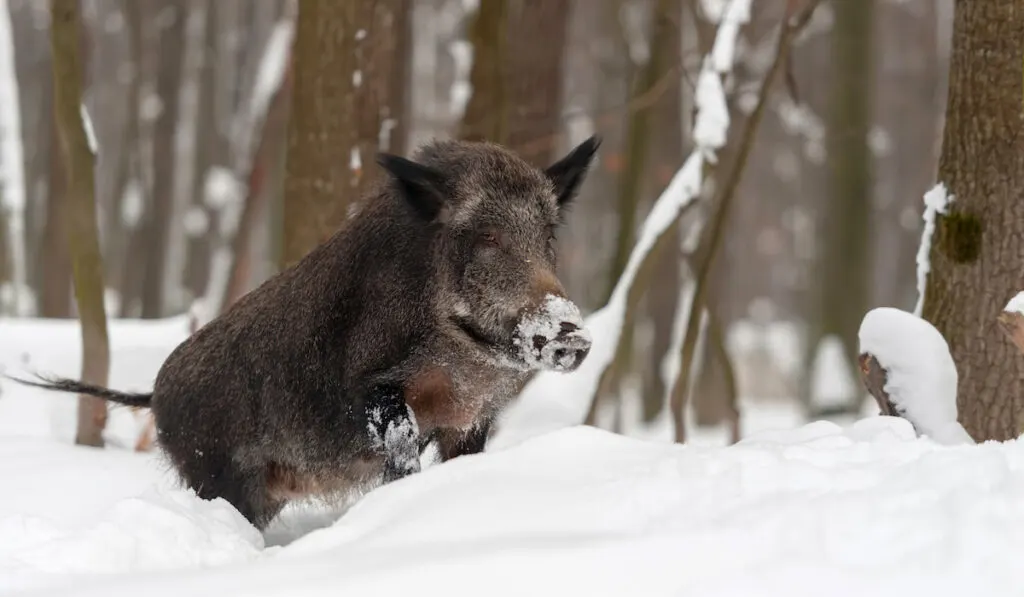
[377,136,600,373]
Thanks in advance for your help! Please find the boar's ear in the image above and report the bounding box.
[544,135,601,209]
[377,153,448,220]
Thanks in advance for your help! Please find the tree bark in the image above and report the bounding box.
[281,0,411,268]
[922,1,1024,442]
[458,0,570,166]
[39,96,72,318]
[50,0,111,447]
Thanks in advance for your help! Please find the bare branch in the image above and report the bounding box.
[667,0,824,443]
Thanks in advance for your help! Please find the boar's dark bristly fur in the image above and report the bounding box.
[9,136,600,530]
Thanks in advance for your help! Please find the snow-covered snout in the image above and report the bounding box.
[514,294,591,372]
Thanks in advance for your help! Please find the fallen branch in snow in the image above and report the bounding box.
[666,0,823,443]
[858,353,901,419]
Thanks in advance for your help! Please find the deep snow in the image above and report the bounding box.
[1,316,1022,596]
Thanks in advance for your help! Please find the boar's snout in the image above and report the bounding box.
[531,320,591,372]
[514,294,592,372]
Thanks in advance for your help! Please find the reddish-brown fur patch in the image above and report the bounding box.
[266,461,319,501]
[266,459,382,502]
[529,267,567,304]
[404,366,476,431]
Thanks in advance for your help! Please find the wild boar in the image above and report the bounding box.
[11,136,600,529]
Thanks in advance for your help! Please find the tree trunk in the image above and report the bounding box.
[281,0,411,268]
[184,0,219,299]
[803,0,874,416]
[50,0,111,447]
[458,0,570,166]
[923,1,1024,442]
[140,0,185,318]
[39,87,71,318]
[116,0,149,318]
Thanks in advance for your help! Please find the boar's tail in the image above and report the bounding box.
[4,373,152,408]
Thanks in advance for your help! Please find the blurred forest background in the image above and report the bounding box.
[0,0,954,443]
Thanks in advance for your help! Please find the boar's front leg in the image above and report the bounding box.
[365,384,422,483]
[435,421,491,462]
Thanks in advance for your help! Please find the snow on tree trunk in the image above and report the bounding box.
[858,307,973,445]
[912,183,951,317]
[0,0,28,316]
[921,1,1024,442]
[50,0,111,447]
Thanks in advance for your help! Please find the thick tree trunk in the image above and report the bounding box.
[922,1,1024,442]
[281,0,410,268]
[458,0,570,166]
[50,0,111,447]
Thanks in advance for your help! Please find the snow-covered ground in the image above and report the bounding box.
[1,316,1021,597]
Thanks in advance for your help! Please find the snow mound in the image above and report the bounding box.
[858,307,973,445]
[5,422,1024,596]
[1,488,263,593]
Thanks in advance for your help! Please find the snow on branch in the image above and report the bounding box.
[80,104,97,155]
[495,1,752,445]
[857,307,973,445]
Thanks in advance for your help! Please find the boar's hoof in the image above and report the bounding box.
[367,385,422,483]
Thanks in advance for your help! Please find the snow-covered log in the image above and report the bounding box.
[857,307,973,445]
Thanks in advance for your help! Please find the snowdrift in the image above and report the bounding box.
[2,417,1023,596]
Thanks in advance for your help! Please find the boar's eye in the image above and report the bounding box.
[476,227,501,248]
